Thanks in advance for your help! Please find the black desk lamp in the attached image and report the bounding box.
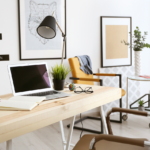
[37,13,66,64]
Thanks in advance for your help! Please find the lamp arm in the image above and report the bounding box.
[61,37,66,64]
[56,21,65,37]
[52,12,65,37]
[52,12,66,64]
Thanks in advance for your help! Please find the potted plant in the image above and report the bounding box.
[50,64,71,90]
[138,99,145,111]
[121,27,150,76]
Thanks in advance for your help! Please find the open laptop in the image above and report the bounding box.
[8,62,70,100]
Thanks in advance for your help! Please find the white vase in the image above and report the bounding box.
[134,51,141,76]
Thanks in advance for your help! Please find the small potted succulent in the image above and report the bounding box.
[50,64,70,90]
[138,100,145,111]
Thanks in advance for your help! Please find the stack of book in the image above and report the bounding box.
[139,75,150,79]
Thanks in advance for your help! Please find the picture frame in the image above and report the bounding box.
[101,16,132,68]
[18,0,66,60]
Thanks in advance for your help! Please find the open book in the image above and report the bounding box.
[0,96,46,111]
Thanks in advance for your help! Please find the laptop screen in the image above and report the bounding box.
[10,64,51,93]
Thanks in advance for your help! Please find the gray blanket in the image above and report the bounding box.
[76,55,93,75]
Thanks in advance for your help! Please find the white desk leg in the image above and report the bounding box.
[59,121,66,150]
[6,140,12,150]
[100,106,108,134]
[66,116,76,150]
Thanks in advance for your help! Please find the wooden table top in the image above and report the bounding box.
[0,84,121,143]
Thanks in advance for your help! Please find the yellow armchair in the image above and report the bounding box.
[67,57,126,134]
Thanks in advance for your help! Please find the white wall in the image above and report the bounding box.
[0,0,150,99]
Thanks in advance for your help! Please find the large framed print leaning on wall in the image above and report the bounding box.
[18,0,66,60]
[101,16,132,68]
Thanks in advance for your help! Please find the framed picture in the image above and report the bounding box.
[101,16,132,68]
[18,0,66,60]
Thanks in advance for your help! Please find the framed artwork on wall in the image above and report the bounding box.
[18,0,66,60]
[101,16,132,68]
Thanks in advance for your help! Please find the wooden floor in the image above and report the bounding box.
[0,114,150,150]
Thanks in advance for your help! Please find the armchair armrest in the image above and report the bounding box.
[93,73,116,76]
[73,134,150,150]
[106,107,150,135]
[70,77,102,84]
[94,74,122,89]
[93,134,149,148]
[107,107,149,117]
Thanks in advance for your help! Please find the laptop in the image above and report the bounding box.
[8,62,70,100]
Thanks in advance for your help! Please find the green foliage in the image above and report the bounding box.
[121,26,150,51]
[138,99,144,106]
[50,64,71,80]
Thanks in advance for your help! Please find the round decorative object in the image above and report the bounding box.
[69,83,76,91]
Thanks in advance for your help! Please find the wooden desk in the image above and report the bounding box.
[0,84,121,150]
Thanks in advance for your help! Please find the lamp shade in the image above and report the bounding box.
[37,16,56,39]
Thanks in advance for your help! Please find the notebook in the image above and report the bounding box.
[0,96,46,111]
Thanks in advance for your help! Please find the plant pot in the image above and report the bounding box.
[138,105,145,111]
[134,51,141,76]
[53,79,65,91]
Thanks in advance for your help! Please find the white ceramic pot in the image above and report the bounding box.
[138,106,145,111]
[134,51,141,76]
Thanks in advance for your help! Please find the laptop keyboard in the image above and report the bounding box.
[24,91,59,97]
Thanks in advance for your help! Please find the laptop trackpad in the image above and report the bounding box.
[45,95,58,100]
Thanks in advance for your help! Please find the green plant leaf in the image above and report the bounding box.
[50,64,71,80]
[121,26,150,51]
[138,100,144,106]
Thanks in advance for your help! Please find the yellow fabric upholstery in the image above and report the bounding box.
[68,57,94,85]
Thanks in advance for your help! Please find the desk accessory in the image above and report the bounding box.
[50,64,70,90]
[69,83,76,91]
[74,86,93,94]
[37,9,66,64]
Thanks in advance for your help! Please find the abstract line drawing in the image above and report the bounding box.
[28,0,58,44]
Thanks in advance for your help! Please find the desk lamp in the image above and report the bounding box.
[37,13,66,64]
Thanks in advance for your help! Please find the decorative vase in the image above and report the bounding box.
[134,51,141,76]
[138,105,145,111]
[53,79,65,91]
